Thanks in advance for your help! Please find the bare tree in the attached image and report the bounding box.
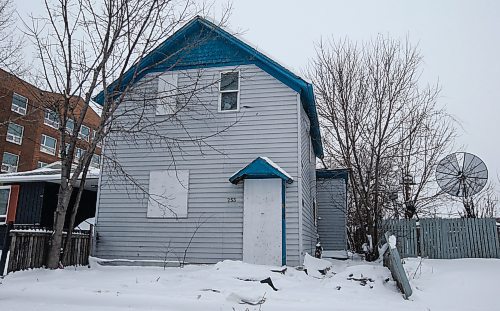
[0,0,24,74]
[308,37,457,260]
[23,0,231,269]
[454,181,499,218]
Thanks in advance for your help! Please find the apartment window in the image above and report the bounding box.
[37,161,48,168]
[6,122,24,145]
[92,131,102,148]
[0,186,11,224]
[1,152,19,173]
[79,125,90,141]
[44,110,60,129]
[91,154,101,168]
[75,147,84,160]
[156,72,179,115]
[219,71,239,112]
[40,134,57,155]
[66,118,75,133]
[11,93,28,115]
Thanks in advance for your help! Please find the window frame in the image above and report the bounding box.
[11,93,28,115]
[1,152,19,173]
[65,118,75,134]
[0,185,11,224]
[6,122,24,145]
[218,71,240,113]
[40,134,57,155]
[91,153,101,168]
[44,109,60,129]
[156,72,179,116]
[79,125,91,141]
[37,161,48,168]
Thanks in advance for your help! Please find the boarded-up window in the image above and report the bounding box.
[156,72,178,115]
[147,170,189,218]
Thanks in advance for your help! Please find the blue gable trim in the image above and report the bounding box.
[93,16,323,158]
[316,168,349,185]
[229,157,293,185]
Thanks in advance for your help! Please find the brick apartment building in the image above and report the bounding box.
[0,69,102,173]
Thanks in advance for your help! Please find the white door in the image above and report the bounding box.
[243,178,282,266]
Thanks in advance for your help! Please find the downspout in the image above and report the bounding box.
[281,179,286,266]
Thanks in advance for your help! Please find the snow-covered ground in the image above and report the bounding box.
[0,257,498,311]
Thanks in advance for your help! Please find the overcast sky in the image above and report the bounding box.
[224,0,500,182]
[13,0,500,183]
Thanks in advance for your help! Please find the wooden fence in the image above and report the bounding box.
[382,218,500,259]
[6,226,91,273]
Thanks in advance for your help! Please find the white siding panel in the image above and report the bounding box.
[300,106,317,257]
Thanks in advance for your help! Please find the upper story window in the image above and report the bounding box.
[79,125,90,141]
[0,186,11,224]
[11,93,28,115]
[66,118,75,133]
[219,71,239,112]
[44,109,60,129]
[156,72,179,116]
[6,122,24,145]
[91,154,101,168]
[40,134,57,155]
[37,161,48,168]
[1,152,19,173]
[75,147,84,160]
[92,131,102,148]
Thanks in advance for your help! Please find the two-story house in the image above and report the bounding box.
[93,17,347,266]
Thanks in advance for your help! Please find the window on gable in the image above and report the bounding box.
[1,152,19,173]
[6,122,24,145]
[219,71,239,112]
[0,186,11,224]
[44,109,60,129]
[79,125,90,141]
[156,72,178,116]
[11,93,27,115]
[40,134,57,155]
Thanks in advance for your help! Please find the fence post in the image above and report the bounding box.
[0,222,14,276]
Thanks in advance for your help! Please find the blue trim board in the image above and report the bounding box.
[316,168,349,184]
[229,157,293,185]
[93,16,323,158]
[281,179,286,266]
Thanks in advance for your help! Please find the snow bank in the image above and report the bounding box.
[303,253,332,278]
[1,258,499,310]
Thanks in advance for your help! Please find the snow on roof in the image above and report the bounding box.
[0,161,100,183]
[260,157,293,181]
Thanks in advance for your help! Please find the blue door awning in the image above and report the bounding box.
[229,157,293,185]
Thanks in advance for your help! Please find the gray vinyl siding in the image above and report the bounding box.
[95,64,302,265]
[300,107,317,257]
[316,178,347,251]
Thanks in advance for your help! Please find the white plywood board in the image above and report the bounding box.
[243,178,282,266]
[147,170,189,218]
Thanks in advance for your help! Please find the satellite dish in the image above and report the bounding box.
[436,152,488,197]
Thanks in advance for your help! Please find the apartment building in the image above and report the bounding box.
[0,69,101,173]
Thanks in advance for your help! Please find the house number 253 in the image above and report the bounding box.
[227,197,236,203]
